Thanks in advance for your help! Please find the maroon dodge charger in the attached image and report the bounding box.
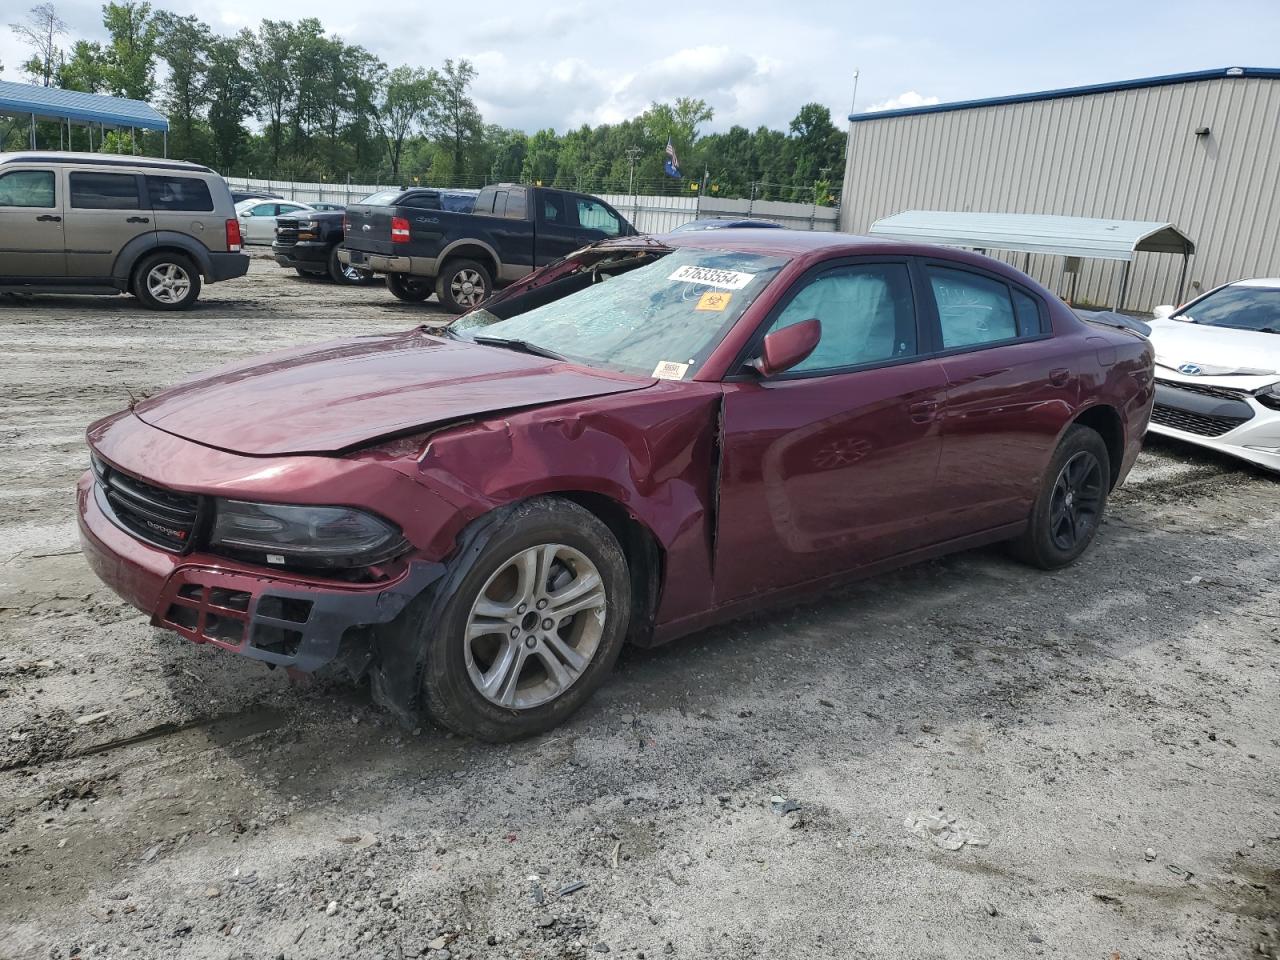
[79,231,1154,740]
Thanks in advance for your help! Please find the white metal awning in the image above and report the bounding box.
[868,211,1195,261]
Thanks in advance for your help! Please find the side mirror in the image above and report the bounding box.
[753,317,822,377]
[1152,304,1175,319]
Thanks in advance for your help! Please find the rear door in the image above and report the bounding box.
[533,191,581,265]
[922,261,1078,536]
[63,169,155,279]
[145,174,218,247]
[0,165,64,278]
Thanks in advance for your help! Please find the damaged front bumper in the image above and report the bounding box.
[78,471,444,672]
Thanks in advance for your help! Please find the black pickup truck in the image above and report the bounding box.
[272,189,479,286]
[338,183,636,312]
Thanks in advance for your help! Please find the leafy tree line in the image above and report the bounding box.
[3,2,845,203]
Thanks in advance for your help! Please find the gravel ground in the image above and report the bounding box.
[1,259,1277,960]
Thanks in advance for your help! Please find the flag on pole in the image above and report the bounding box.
[663,137,682,178]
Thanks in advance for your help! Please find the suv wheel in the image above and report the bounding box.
[435,258,492,313]
[134,253,201,310]
[393,497,631,741]
[1012,425,1111,569]
[328,246,374,285]
[386,272,432,302]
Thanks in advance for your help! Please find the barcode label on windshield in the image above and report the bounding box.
[668,265,756,289]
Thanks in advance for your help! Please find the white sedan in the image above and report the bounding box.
[235,198,317,245]
[1147,278,1280,473]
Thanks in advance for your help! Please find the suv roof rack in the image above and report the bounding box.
[0,152,213,173]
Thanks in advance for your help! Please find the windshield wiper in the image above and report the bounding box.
[472,335,567,361]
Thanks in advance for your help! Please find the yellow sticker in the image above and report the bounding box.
[652,360,690,380]
[696,291,732,312]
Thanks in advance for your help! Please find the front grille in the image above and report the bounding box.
[1150,403,1242,437]
[274,217,299,247]
[93,458,200,551]
[1157,379,1250,402]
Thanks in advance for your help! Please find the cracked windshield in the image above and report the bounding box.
[453,248,788,377]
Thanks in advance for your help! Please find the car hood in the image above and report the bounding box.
[1148,318,1280,378]
[133,329,655,456]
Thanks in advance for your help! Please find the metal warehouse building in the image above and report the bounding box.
[839,67,1280,311]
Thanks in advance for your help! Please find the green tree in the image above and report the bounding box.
[206,31,256,172]
[248,20,296,170]
[10,3,66,86]
[521,128,560,185]
[58,39,106,93]
[427,59,482,179]
[153,12,211,160]
[101,1,158,101]
[379,65,436,182]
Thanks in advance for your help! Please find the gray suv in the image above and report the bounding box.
[0,152,249,310]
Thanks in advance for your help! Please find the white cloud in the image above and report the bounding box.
[867,91,941,112]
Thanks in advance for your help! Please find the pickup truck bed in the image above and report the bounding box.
[339,183,634,312]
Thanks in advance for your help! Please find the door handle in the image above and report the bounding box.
[36,214,61,222]
[1049,368,1070,386]
[127,216,150,223]
[908,399,940,423]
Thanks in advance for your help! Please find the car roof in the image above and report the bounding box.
[656,228,918,258]
[0,151,213,173]
[1230,277,1280,289]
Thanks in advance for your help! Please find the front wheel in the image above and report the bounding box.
[386,272,432,302]
[435,258,492,313]
[328,246,374,285]
[405,497,631,741]
[1011,425,1111,569]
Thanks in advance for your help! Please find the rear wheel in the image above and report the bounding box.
[435,258,492,313]
[401,497,631,741]
[386,272,432,302]
[1012,425,1111,569]
[328,245,374,285]
[133,252,201,310]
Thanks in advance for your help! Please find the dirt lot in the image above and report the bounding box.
[1,258,1277,960]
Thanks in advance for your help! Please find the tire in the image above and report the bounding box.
[133,252,201,310]
[294,267,320,278]
[328,245,374,285]
[396,497,631,741]
[386,272,432,302]
[1011,425,1111,569]
[435,258,492,313]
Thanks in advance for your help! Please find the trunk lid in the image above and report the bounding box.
[343,202,398,255]
[131,329,654,456]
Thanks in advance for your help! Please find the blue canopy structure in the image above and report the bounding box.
[0,80,169,154]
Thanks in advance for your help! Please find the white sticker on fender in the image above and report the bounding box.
[668,265,756,289]
[652,360,690,380]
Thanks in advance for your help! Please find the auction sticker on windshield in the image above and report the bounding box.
[653,360,690,380]
[668,265,756,290]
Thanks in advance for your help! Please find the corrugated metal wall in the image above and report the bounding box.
[840,76,1280,311]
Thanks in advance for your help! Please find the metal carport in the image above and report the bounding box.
[868,210,1195,309]
[0,80,169,155]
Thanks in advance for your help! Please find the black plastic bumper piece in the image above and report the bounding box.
[208,252,250,282]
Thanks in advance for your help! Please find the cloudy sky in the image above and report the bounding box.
[3,0,1279,132]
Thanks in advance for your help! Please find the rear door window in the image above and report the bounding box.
[926,265,1019,349]
[70,172,142,210]
[146,175,214,212]
[0,169,55,207]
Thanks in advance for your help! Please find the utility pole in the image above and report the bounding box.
[625,146,642,197]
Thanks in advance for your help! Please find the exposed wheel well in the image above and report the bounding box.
[439,246,497,280]
[557,491,663,646]
[130,246,200,289]
[1072,405,1124,488]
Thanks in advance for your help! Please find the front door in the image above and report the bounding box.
[533,192,581,266]
[63,169,155,279]
[714,260,948,604]
[0,166,64,278]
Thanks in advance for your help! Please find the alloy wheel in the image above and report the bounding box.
[341,263,365,283]
[450,269,486,308]
[145,263,191,305]
[1049,450,1103,551]
[463,543,607,710]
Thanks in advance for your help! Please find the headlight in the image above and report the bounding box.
[210,500,408,569]
[1257,382,1280,411]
